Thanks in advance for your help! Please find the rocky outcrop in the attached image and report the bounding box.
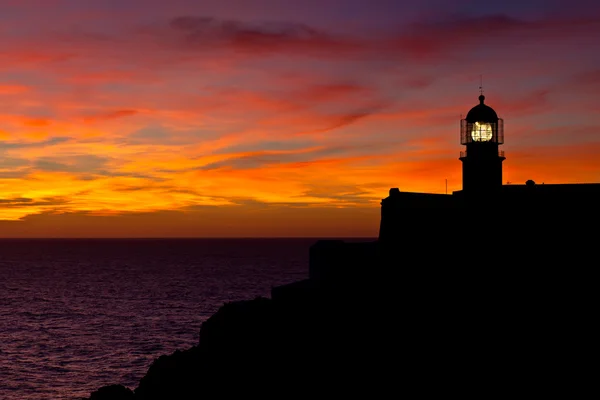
[132,297,280,399]
[84,271,477,399]
[85,237,596,399]
[86,279,404,399]
[88,384,134,400]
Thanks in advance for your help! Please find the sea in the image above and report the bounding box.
[0,238,372,400]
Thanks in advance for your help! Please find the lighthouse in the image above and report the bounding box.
[459,94,505,192]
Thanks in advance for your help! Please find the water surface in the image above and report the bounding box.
[0,238,333,399]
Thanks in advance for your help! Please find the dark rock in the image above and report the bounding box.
[134,346,202,400]
[84,239,597,399]
[89,384,134,400]
[198,296,275,354]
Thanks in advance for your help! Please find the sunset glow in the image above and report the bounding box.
[1,0,599,237]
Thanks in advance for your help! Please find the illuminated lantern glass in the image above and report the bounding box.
[471,121,493,142]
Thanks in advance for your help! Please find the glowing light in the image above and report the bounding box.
[471,122,493,142]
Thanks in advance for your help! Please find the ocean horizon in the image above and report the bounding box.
[0,237,377,240]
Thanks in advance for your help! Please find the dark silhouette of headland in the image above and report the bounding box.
[85,94,598,399]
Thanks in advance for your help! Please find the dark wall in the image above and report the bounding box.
[461,143,504,191]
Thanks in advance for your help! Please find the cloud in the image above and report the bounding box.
[212,138,317,155]
[123,124,208,146]
[492,89,552,117]
[0,170,29,179]
[0,205,380,238]
[127,12,600,65]
[0,84,30,95]
[0,196,71,208]
[22,117,52,127]
[33,155,110,173]
[1,11,598,80]
[166,16,359,55]
[294,83,373,102]
[82,109,138,123]
[401,76,435,89]
[0,156,29,168]
[0,197,33,204]
[128,125,171,140]
[570,69,600,90]
[295,183,378,205]
[383,13,600,61]
[304,104,389,135]
[0,137,71,149]
[197,144,378,171]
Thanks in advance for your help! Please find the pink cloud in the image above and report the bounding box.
[385,14,600,60]
[83,109,139,123]
[163,16,362,55]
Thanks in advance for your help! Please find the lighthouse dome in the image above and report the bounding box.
[465,95,498,123]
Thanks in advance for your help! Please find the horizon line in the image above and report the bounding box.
[0,236,378,240]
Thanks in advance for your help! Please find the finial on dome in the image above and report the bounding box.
[479,94,485,104]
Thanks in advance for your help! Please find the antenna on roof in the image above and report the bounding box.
[479,74,484,95]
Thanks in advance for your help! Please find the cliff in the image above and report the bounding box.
[85,235,595,399]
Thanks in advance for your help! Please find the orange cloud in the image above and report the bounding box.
[83,109,139,123]
[0,84,30,95]
[21,117,52,127]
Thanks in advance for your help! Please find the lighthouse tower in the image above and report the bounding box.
[459,95,505,192]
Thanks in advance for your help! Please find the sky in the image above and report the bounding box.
[0,0,599,237]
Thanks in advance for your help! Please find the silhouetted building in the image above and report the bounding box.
[299,93,600,289]
[379,94,600,243]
